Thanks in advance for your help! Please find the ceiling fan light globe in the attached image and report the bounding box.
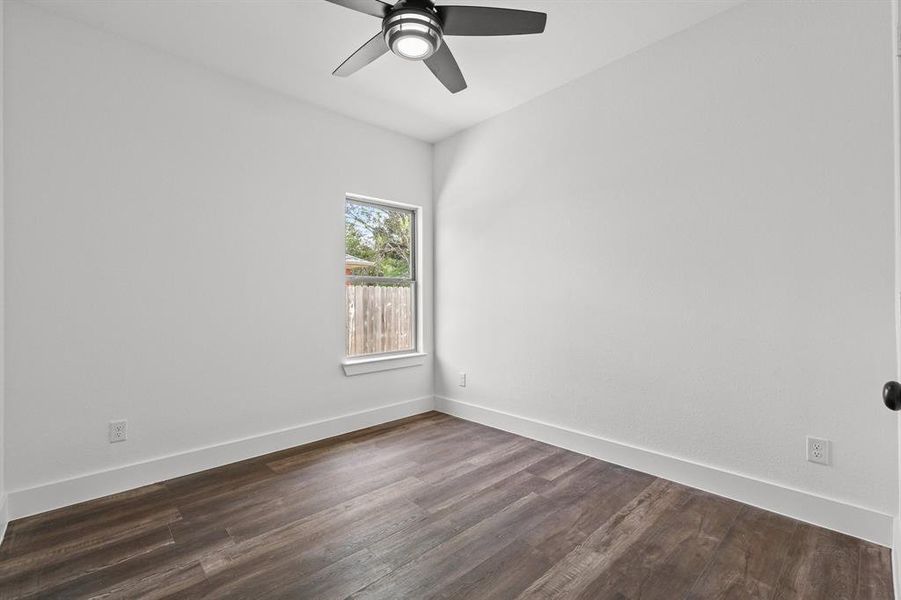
[394,35,433,59]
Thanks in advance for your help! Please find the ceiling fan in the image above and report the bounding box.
[325,0,547,93]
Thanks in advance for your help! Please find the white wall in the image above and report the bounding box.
[892,0,901,587]
[0,0,7,536]
[435,0,898,517]
[3,1,433,508]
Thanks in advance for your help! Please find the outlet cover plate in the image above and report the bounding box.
[806,436,830,465]
[109,420,128,443]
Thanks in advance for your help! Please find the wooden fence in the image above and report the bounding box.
[346,283,414,356]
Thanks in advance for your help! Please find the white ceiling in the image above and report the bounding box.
[28,0,743,142]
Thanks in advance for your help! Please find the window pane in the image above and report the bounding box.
[345,201,413,279]
[345,281,415,357]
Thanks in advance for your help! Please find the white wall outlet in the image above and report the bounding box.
[458,372,467,387]
[806,436,830,465]
[109,420,128,443]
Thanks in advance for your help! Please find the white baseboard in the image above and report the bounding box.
[0,494,8,548]
[893,517,901,599]
[435,396,893,547]
[7,396,435,521]
[7,394,893,548]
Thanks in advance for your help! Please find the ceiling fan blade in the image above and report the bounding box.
[436,6,547,36]
[424,41,467,93]
[324,0,392,19]
[332,32,389,77]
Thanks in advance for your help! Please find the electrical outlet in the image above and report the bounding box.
[806,436,830,465]
[458,372,467,387]
[109,420,128,443]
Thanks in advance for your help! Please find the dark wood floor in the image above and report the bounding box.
[0,412,892,599]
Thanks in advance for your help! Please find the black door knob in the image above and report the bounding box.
[884,381,901,411]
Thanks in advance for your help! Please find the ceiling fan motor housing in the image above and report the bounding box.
[383,1,443,61]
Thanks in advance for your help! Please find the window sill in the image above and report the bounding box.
[342,352,427,376]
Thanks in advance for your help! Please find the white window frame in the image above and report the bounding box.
[342,193,426,376]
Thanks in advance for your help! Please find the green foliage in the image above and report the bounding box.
[345,202,412,279]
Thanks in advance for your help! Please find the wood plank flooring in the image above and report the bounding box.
[0,411,892,599]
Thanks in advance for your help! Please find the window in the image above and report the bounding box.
[345,196,417,359]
